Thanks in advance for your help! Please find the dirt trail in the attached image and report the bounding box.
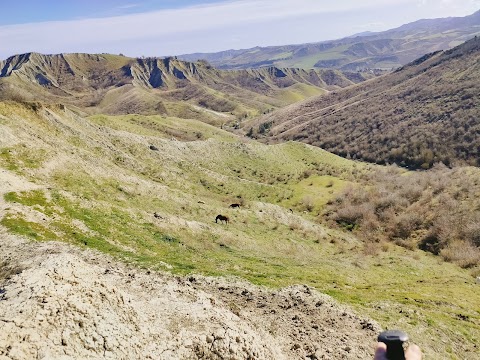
[0,170,380,360]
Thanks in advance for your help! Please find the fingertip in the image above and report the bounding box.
[376,342,387,351]
[406,344,422,358]
[374,342,387,360]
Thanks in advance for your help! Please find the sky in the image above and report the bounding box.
[0,0,479,59]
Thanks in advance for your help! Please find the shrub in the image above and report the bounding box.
[419,232,442,255]
[334,203,373,231]
[440,241,480,268]
[326,164,480,267]
[301,169,313,179]
[302,196,314,212]
[462,220,480,247]
[363,241,380,256]
[392,212,422,239]
[258,121,272,135]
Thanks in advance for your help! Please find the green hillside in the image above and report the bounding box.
[249,37,480,169]
[1,101,479,358]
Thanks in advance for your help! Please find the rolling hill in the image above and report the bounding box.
[0,52,374,126]
[1,100,480,358]
[1,30,480,360]
[247,36,480,169]
[178,10,480,70]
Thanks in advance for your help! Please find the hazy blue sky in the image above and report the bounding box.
[1,0,479,59]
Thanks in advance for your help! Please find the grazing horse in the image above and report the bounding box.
[229,203,240,208]
[215,214,229,224]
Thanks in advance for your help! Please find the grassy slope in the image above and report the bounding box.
[248,37,480,169]
[0,101,479,358]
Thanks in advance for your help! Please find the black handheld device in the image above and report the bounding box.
[378,330,409,360]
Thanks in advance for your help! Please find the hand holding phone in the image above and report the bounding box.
[375,330,422,360]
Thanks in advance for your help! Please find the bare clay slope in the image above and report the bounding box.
[0,53,373,124]
[0,229,378,359]
[248,36,480,169]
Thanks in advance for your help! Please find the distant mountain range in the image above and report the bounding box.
[1,15,478,169]
[247,36,480,169]
[0,53,375,123]
[178,10,480,70]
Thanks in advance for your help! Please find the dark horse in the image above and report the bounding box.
[229,203,240,208]
[215,214,229,224]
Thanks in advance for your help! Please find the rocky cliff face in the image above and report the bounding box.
[0,52,373,119]
[0,53,132,91]
[0,52,369,92]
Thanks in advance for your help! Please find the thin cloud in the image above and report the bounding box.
[117,4,141,10]
[0,0,411,56]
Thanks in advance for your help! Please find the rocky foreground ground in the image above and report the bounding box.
[0,231,383,360]
[0,168,381,359]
